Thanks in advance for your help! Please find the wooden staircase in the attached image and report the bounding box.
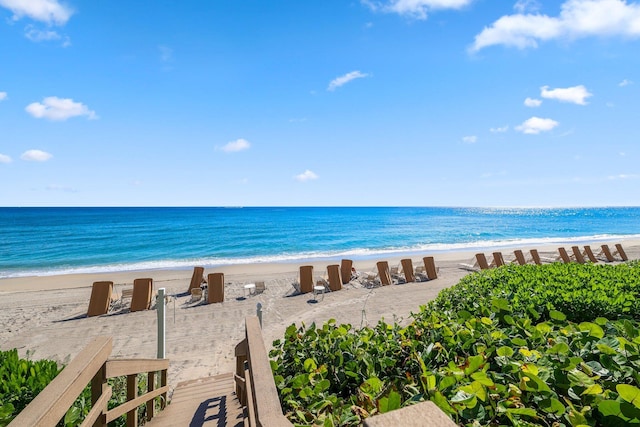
[146,372,244,427]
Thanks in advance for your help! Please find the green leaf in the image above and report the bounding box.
[567,369,595,388]
[379,390,401,413]
[506,407,537,417]
[464,355,484,376]
[303,358,317,372]
[497,346,514,357]
[548,342,570,354]
[579,322,605,339]
[540,397,565,416]
[550,310,566,321]
[617,384,640,408]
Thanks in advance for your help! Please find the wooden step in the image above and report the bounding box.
[146,372,245,427]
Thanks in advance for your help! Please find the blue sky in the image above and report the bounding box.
[1,0,639,207]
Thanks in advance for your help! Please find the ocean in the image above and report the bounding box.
[1,207,639,278]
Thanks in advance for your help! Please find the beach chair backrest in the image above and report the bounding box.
[514,250,527,265]
[299,265,314,293]
[493,252,506,267]
[583,245,599,263]
[400,259,415,283]
[208,272,224,303]
[423,256,438,280]
[255,281,266,293]
[530,249,542,265]
[615,243,629,261]
[88,281,113,317]
[558,247,572,263]
[130,278,153,312]
[571,246,585,264]
[475,253,490,270]
[340,259,353,284]
[600,245,616,262]
[188,266,205,292]
[376,261,392,286]
[327,264,342,292]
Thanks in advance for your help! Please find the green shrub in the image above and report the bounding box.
[270,262,640,426]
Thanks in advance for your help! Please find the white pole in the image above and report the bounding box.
[157,288,166,359]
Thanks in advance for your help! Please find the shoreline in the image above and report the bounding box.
[1,239,637,389]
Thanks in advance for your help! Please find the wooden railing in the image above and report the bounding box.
[235,316,292,427]
[9,336,169,427]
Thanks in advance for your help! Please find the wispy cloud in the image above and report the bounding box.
[490,125,509,133]
[0,0,73,25]
[362,0,474,20]
[294,170,319,182]
[471,0,640,52]
[0,154,12,163]
[462,135,477,143]
[219,138,251,153]
[21,149,52,162]
[524,97,542,107]
[0,91,7,101]
[25,97,97,121]
[541,85,592,105]
[24,25,70,46]
[619,79,633,87]
[514,0,541,13]
[607,174,639,181]
[328,71,369,91]
[516,116,559,134]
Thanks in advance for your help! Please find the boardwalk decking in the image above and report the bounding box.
[146,372,244,427]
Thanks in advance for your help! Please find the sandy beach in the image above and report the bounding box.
[1,240,638,394]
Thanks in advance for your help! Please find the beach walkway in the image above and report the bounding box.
[146,372,244,427]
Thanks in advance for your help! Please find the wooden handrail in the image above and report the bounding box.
[9,336,169,427]
[236,316,292,427]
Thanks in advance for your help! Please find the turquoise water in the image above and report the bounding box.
[1,207,639,278]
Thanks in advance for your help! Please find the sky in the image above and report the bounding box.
[1,0,639,207]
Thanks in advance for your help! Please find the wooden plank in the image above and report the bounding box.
[363,401,456,427]
[79,386,112,427]
[146,372,156,421]
[105,359,169,378]
[105,386,169,424]
[244,367,256,427]
[9,336,112,427]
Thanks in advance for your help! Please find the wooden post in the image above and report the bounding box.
[146,372,155,421]
[126,374,138,427]
[91,364,107,427]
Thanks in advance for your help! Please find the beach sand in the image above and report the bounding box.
[1,240,638,393]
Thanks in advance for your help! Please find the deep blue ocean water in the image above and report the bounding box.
[1,207,639,278]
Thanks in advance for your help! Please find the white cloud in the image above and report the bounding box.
[607,173,638,180]
[462,135,477,143]
[25,97,97,121]
[619,79,633,86]
[0,0,73,25]
[490,125,509,133]
[24,25,60,41]
[514,0,541,13]
[540,85,592,105]
[220,138,251,153]
[21,149,52,162]
[516,116,559,134]
[294,170,319,182]
[524,97,542,107]
[327,71,369,91]
[362,0,473,20]
[0,154,12,163]
[471,0,640,52]
[0,91,7,101]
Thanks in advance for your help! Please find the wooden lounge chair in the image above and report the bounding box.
[583,245,599,263]
[326,264,342,292]
[190,287,203,303]
[492,252,506,267]
[400,259,416,283]
[459,253,490,271]
[130,278,153,312]
[598,244,616,262]
[207,273,224,303]
[188,266,205,293]
[613,243,629,261]
[422,256,438,280]
[298,265,314,294]
[88,281,113,317]
[513,250,527,265]
[558,247,573,263]
[376,261,393,286]
[571,246,586,264]
[340,259,353,284]
[255,281,266,294]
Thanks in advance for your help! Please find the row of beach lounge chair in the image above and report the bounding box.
[293,257,440,295]
[87,278,154,317]
[460,243,629,272]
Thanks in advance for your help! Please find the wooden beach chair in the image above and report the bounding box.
[558,247,573,263]
[190,288,203,303]
[583,245,599,263]
[529,249,543,265]
[188,266,205,293]
[492,252,506,267]
[598,244,616,262]
[326,264,342,292]
[376,261,393,286]
[571,246,586,264]
[254,281,266,294]
[88,281,113,317]
[298,265,314,294]
[459,253,490,271]
[340,259,353,284]
[513,250,527,265]
[207,272,224,303]
[130,278,153,312]
[400,259,416,283]
[422,256,438,280]
[613,243,629,261]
